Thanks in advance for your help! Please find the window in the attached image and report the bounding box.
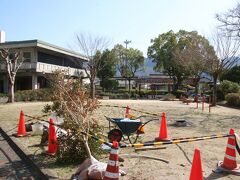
[23,52,31,62]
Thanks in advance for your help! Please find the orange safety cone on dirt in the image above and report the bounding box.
[16,110,28,137]
[48,118,57,155]
[155,112,169,141]
[213,128,240,175]
[189,149,203,180]
[104,141,119,180]
[125,105,130,118]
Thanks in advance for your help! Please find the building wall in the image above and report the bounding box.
[0,46,87,93]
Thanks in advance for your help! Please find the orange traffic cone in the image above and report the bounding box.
[125,106,130,118]
[189,149,203,180]
[155,112,169,141]
[16,110,28,137]
[214,128,240,175]
[104,141,119,180]
[48,118,57,155]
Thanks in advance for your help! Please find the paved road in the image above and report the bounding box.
[0,132,34,179]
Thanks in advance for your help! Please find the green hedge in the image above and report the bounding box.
[0,93,7,97]
[225,93,240,107]
[15,88,52,102]
[99,90,168,99]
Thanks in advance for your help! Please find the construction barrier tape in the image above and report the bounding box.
[99,104,160,117]
[24,114,50,122]
[120,134,233,148]
[24,114,235,149]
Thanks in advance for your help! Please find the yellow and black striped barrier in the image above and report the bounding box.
[120,134,232,148]
[99,104,160,117]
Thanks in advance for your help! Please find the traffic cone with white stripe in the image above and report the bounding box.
[104,141,119,180]
[214,128,240,175]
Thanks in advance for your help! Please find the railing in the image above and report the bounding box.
[0,62,37,70]
[0,62,86,77]
[36,62,86,77]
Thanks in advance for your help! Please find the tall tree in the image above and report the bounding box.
[174,32,216,94]
[148,30,213,92]
[113,44,144,93]
[0,48,24,103]
[75,33,110,98]
[208,31,240,105]
[97,49,118,91]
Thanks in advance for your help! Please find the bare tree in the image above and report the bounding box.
[208,31,240,105]
[216,3,240,38]
[47,71,98,159]
[0,48,24,103]
[75,33,110,98]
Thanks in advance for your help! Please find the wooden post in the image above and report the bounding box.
[209,96,211,113]
[196,96,198,109]
[202,94,204,111]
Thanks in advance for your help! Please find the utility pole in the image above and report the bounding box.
[123,40,132,96]
[124,40,131,49]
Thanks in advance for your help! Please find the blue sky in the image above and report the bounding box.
[0,0,238,56]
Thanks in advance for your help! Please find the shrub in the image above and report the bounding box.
[225,93,240,106]
[162,93,176,101]
[174,90,186,98]
[0,93,7,97]
[56,121,105,164]
[15,88,52,102]
[219,80,240,96]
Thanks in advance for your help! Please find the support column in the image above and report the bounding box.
[32,74,38,90]
[3,75,8,93]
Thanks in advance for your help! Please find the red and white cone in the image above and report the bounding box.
[214,128,240,175]
[104,141,119,180]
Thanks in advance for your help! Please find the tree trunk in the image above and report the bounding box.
[83,135,92,158]
[90,79,95,99]
[128,79,131,98]
[212,78,217,106]
[8,81,15,103]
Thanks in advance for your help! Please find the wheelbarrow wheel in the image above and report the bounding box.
[108,129,123,142]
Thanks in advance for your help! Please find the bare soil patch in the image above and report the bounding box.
[0,100,239,179]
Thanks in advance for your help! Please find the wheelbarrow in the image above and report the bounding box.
[105,116,156,144]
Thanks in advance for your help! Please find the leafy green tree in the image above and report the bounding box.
[97,49,118,91]
[148,30,215,93]
[113,44,144,94]
[221,65,240,83]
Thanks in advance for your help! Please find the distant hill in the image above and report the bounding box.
[115,57,160,77]
[136,58,161,76]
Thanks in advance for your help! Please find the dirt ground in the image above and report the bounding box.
[0,100,240,180]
